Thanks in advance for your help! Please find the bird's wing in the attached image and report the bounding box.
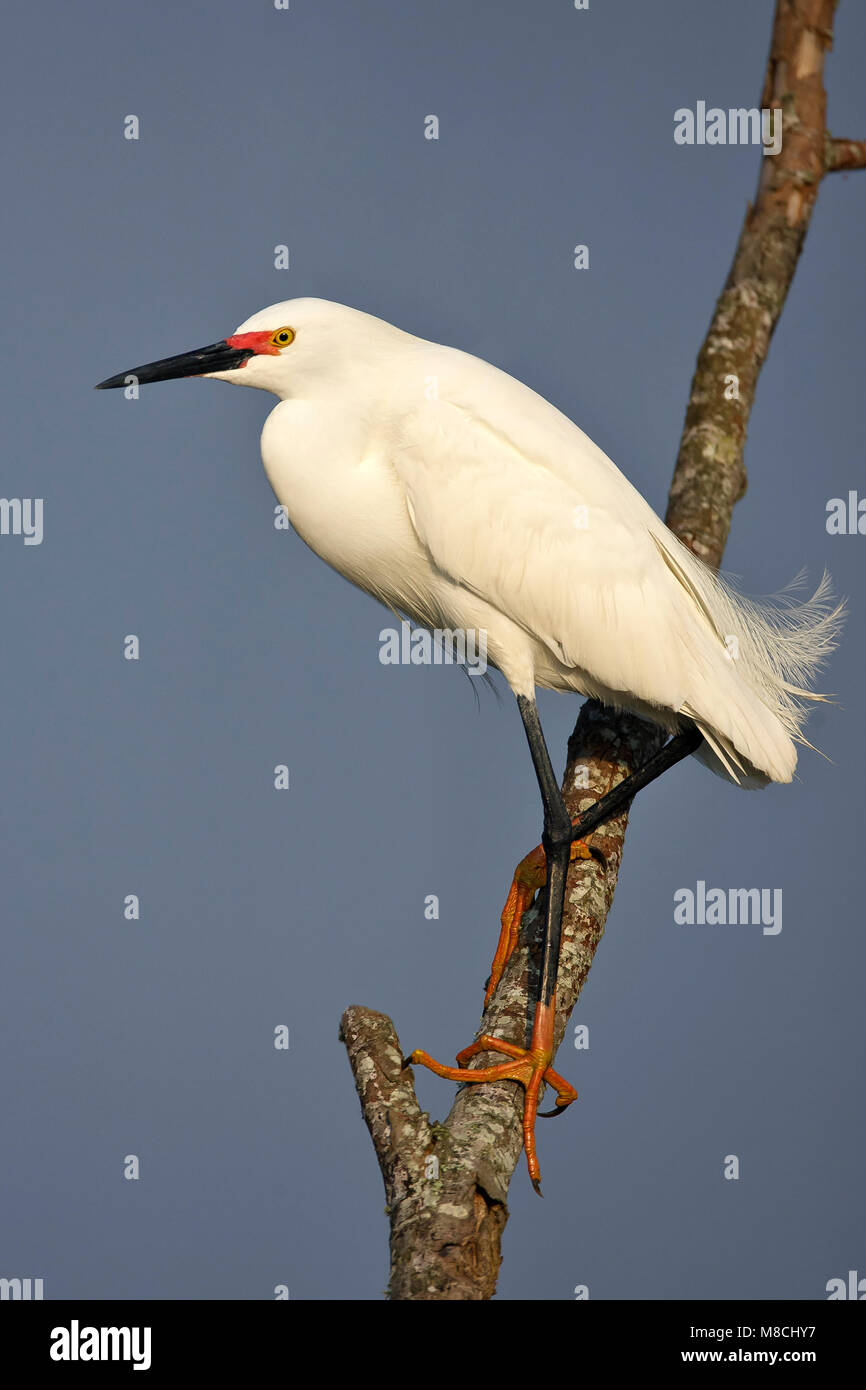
[391,346,693,710]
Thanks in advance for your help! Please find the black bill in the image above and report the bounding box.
[95,340,255,390]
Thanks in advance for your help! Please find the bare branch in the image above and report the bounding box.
[339,1006,430,1192]
[667,0,839,564]
[826,136,866,171]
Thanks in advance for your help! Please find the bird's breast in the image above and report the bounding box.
[260,399,433,615]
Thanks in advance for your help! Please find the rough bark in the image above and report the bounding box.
[667,0,841,567]
[341,0,859,1300]
[826,136,866,171]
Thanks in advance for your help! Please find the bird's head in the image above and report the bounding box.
[95,298,410,400]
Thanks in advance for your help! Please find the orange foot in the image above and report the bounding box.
[486,834,605,1007]
[405,998,576,1193]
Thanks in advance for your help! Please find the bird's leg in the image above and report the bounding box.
[486,826,602,1007]
[406,695,579,1194]
[485,722,705,1001]
[405,713,704,1193]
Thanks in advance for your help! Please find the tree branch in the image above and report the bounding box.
[342,0,862,1300]
[826,135,866,171]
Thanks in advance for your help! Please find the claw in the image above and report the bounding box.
[407,997,577,1190]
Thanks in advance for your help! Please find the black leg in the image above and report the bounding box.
[568,723,703,844]
[516,695,574,1009]
[517,699,704,1009]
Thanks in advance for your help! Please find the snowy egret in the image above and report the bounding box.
[97,299,841,1190]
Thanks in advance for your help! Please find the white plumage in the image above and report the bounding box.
[114,298,846,786]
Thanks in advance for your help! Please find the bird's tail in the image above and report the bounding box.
[652,529,845,786]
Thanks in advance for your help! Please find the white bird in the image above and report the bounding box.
[97,298,842,1189]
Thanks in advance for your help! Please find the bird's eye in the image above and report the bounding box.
[270,327,295,347]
